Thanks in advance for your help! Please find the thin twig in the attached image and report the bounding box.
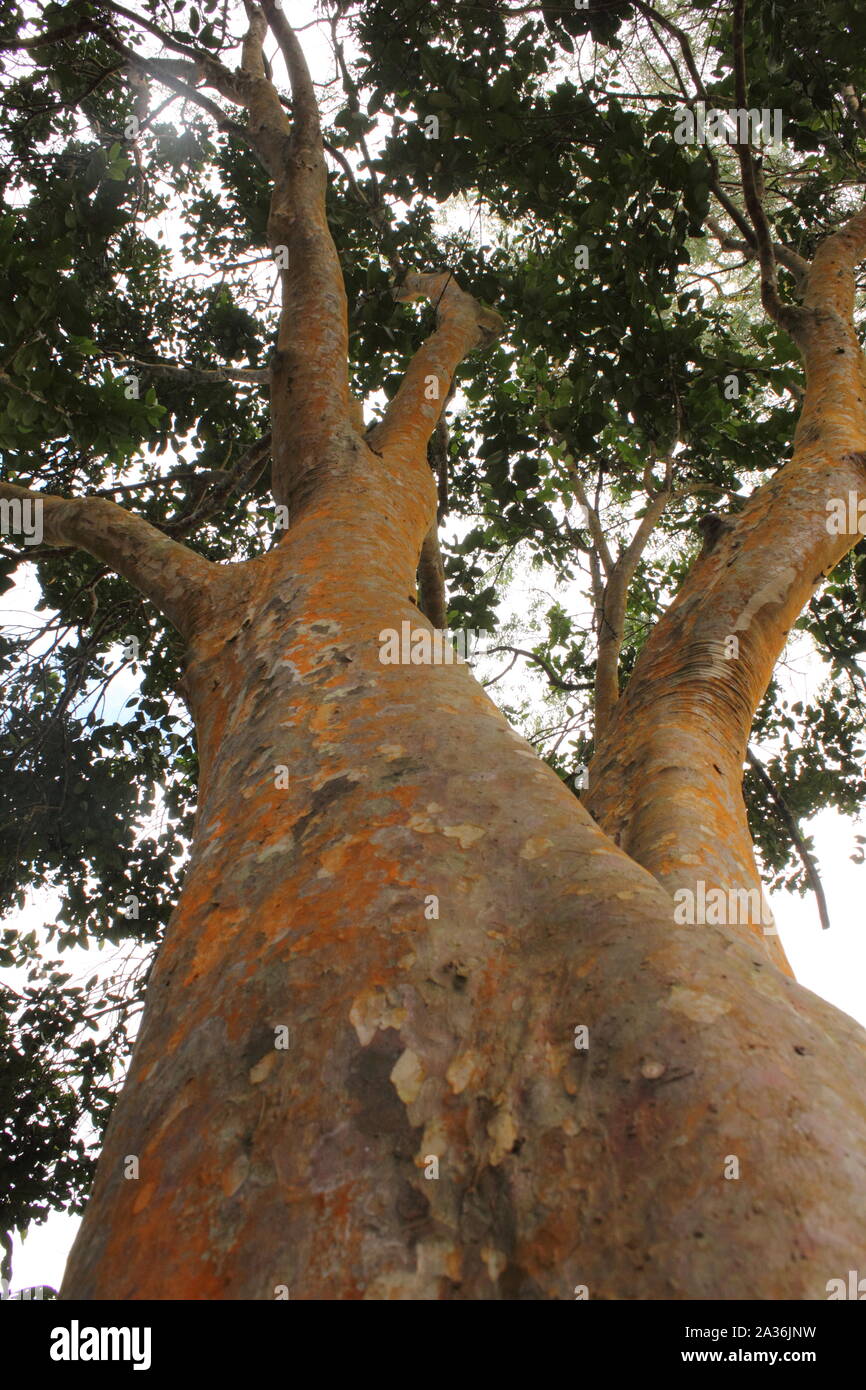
[745,747,831,931]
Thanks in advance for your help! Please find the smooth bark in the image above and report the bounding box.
[7,1,858,1300]
[59,543,866,1298]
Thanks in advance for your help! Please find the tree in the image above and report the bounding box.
[1,0,866,1299]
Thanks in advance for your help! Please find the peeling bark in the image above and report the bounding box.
[59,543,866,1299]
[23,3,866,1301]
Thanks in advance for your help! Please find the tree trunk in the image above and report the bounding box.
[20,0,864,1301]
[59,498,866,1299]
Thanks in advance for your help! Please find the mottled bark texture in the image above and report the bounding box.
[29,3,866,1298]
[58,539,866,1299]
[586,208,866,977]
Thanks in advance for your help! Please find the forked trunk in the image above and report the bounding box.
[37,0,866,1304]
[61,516,866,1299]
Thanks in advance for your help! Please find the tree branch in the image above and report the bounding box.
[803,203,866,321]
[165,433,272,536]
[366,272,504,462]
[259,0,319,150]
[485,646,593,693]
[545,421,613,574]
[0,483,214,639]
[328,16,400,274]
[417,525,446,628]
[705,216,810,289]
[104,354,269,385]
[93,2,249,106]
[237,1,292,174]
[593,462,673,738]
[101,39,250,142]
[633,1,788,270]
[233,1,352,509]
[0,19,90,50]
[97,1,216,65]
[840,83,866,136]
[731,0,796,332]
[633,2,707,103]
[427,379,456,523]
[745,747,830,931]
